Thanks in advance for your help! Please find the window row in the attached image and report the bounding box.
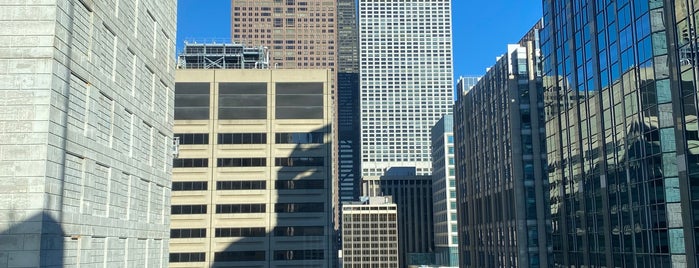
[170,250,326,263]
[169,252,205,263]
[172,180,325,191]
[170,226,324,238]
[174,132,324,145]
[171,228,206,238]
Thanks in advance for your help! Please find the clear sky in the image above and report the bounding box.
[176,0,543,78]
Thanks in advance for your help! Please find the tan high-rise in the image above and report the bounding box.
[231,0,337,70]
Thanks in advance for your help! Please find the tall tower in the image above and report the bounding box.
[542,0,699,266]
[358,0,454,177]
[0,0,176,266]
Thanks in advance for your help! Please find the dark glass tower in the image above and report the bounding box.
[542,0,699,266]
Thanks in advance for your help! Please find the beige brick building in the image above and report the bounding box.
[169,69,334,267]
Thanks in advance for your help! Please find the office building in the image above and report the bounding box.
[364,169,434,267]
[454,22,550,267]
[230,0,337,70]
[358,0,454,177]
[337,0,361,203]
[169,68,333,267]
[341,196,399,268]
[430,115,459,267]
[0,1,175,266]
[541,1,699,266]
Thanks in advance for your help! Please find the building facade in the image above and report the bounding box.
[454,22,551,268]
[358,0,454,177]
[430,115,459,267]
[541,0,699,266]
[0,1,176,266]
[230,0,337,70]
[341,196,399,268]
[170,69,334,267]
[337,0,361,203]
[364,171,434,268]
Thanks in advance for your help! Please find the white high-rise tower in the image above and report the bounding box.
[359,0,454,177]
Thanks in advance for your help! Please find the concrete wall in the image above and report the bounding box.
[0,0,176,266]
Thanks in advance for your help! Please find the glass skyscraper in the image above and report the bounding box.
[358,0,454,177]
[542,0,699,266]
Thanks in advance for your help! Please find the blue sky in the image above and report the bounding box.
[176,0,543,78]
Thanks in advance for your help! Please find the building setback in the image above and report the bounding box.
[341,196,399,267]
[0,0,176,266]
[454,22,551,268]
[541,0,699,266]
[169,68,334,267]
[358,0,454,177]
[431,115,459,267]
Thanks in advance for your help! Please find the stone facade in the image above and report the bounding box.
[0,0,176,267]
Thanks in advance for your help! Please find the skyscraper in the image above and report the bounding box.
[337,0,361,202]
[454,22,550,268]
[358,0,454,177]
[171,67,334,267]
[430,115,459,267]
[0,0,176,266]
[341,196,399,268]
[231,0,337,70]
[542,0,699,266]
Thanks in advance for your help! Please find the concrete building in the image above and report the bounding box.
[341,196,399,268]
[364,169,434,268]
[430,115,458,267]
[230,0,337,70]
[0,1,176,267]
[169,68,334,267]
[454,22,551,268]
[542,1,699,266]
[358,0,454,177]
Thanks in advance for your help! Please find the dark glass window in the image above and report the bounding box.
[171,228,207,238]
[172,181,208,191]
[174,133,209,145]
[274,203,324,213]
[216,204,266,213]
[173,158,208,168]
[215,227,266,237]
[273,249,324,260]
[275,132,324,144]
[175,83,210,120]
[275,180,324,189]
[171,205,207,215]
[275,157,324,167]
[273,226,324,236]
[275,82,324,119]
[218,133,266,144]
[217,158,266,167]
[214,251,266,262]
[218,82,267,119]
[217,180,266,190]
[170,252,206,262]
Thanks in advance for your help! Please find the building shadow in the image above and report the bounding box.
[209,124,335,268]
[0,212,64,267]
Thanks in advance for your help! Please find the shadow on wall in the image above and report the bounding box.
[209,124,333,267]
[0,212,64,267]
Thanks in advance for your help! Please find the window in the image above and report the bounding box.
[275,203,324,213]
[274,226,324,236]
[214,251,266,262]
[215,227,265,237]
[275,82,324,119]
[275,157,324,166]
[217,180,266,190]
[174,133,209,144]
[275,132,324,144]
[174,83,209,120]
[274,249,324,260]
[173,158,208,168]
[172,181,208,191]
[275,180,324,189]
[171,205,207,215]
[218,83,267,119]
[171,228,206,238]
[215,204,266,213]
[218,133,266,144]
[170,252,205,262]
[217,158,266,167]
